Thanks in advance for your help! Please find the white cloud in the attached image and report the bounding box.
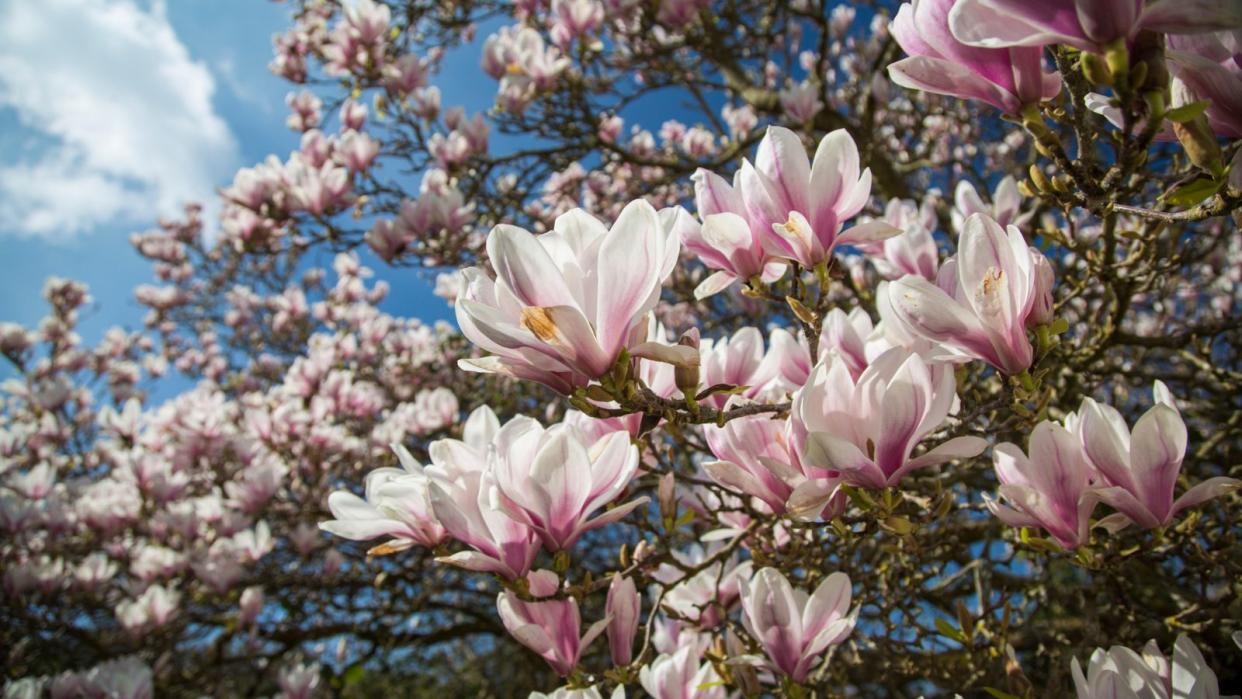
[0,0,239,237]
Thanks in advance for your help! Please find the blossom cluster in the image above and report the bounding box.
[5,0,1242,695]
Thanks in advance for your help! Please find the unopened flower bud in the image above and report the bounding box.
[674,329,701,398]
[1173,117,1223,175]
[658,472,677,524]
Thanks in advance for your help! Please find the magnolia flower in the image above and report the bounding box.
[703,412,803,514]
[456,201,680,393]
[424,406,540,580]
[1070,381,1239,531]
[693,126,899,276]
[116,584,180,633]
[952,176,1032,232]
[1072,634,1236,699]
[278,662,321,699]
[657,546,752,628]
[497,570,610,676]
[1167,32,1242,139]
[859,198,940,282]
[779,80,822,122]
[239,586,264,626]
[740,568,857,683]
[795,348,986,490]
[949,0,1242,55]
[695,325,795,407]
[888,0,1060,114]
[986,421,1098,550]
[550,0,604,46]
[489,417,645,552]
[888,213,1052,375]
[319,443,447,553]
[85,657,154,699]
[606,574,640,666]
[638,645,725,699]
[684,196,785,300]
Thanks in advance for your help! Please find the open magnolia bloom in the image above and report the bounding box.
[496,570,610,677]
[639,644,725,699]
[456,199,680,393]
[319,443,447,554]
[692,125,900,275]
[888,213,1053,375]
[1068,381,1240,531]
[952,176,1032,232]
[986,421,1098,550]
[488,416,645,553]
[655,546,752,629]
[888,0,1061,114]
[794,347,987,490]
[702,411,804,515]
[1072,634,1238,699]
[739,567,857,683]
[856,198,940,282]
[948,0,1242,55]
[423,406,541,580]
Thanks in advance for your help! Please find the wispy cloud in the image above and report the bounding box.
[0,0,240,237]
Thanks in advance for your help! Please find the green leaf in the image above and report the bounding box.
[935,617,967,643]
[1165,100,1211,123]
[1049,318,1070,336]
[342,664,366,688]
[1164,176,1224,207]
[983,688,1023,699]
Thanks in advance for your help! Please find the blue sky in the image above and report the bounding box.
[0,0,464,356]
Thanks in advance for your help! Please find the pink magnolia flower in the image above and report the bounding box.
[1070,381,1239,531]
[1167,32,1242,138]
[84,657,154,699]
[638,645,725,699]
[795,348,986,490]
[739,568,857,683]
[383,54,430,96]
[424,407,541,580]
[115,584,180,634]
[606,573,640,666]
[336,130,379,172]
[952,176,1032,232]
[496,570,610,676]
[489,417,645,552]
[888,0,1061,114]
[695,326,796,407]
[342,0,390,46]
[278,662,321,699]
[685,176,785,299]
[702,412,804,514]
[858,198,940,282]
[656,546,751,628]
[888,213,1052,375]
[319,443,447,553]
[693,126,899,275]
[949,0,1242,54]
[986,421,1098,550]
[1072,634,1231,699]
[550,0,604,47]
[239,586,264,626]
[339,99,367,131]
[779,80,823,122]
[456,201,680,393]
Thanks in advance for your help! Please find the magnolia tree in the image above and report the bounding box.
[3,0,1242,697]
